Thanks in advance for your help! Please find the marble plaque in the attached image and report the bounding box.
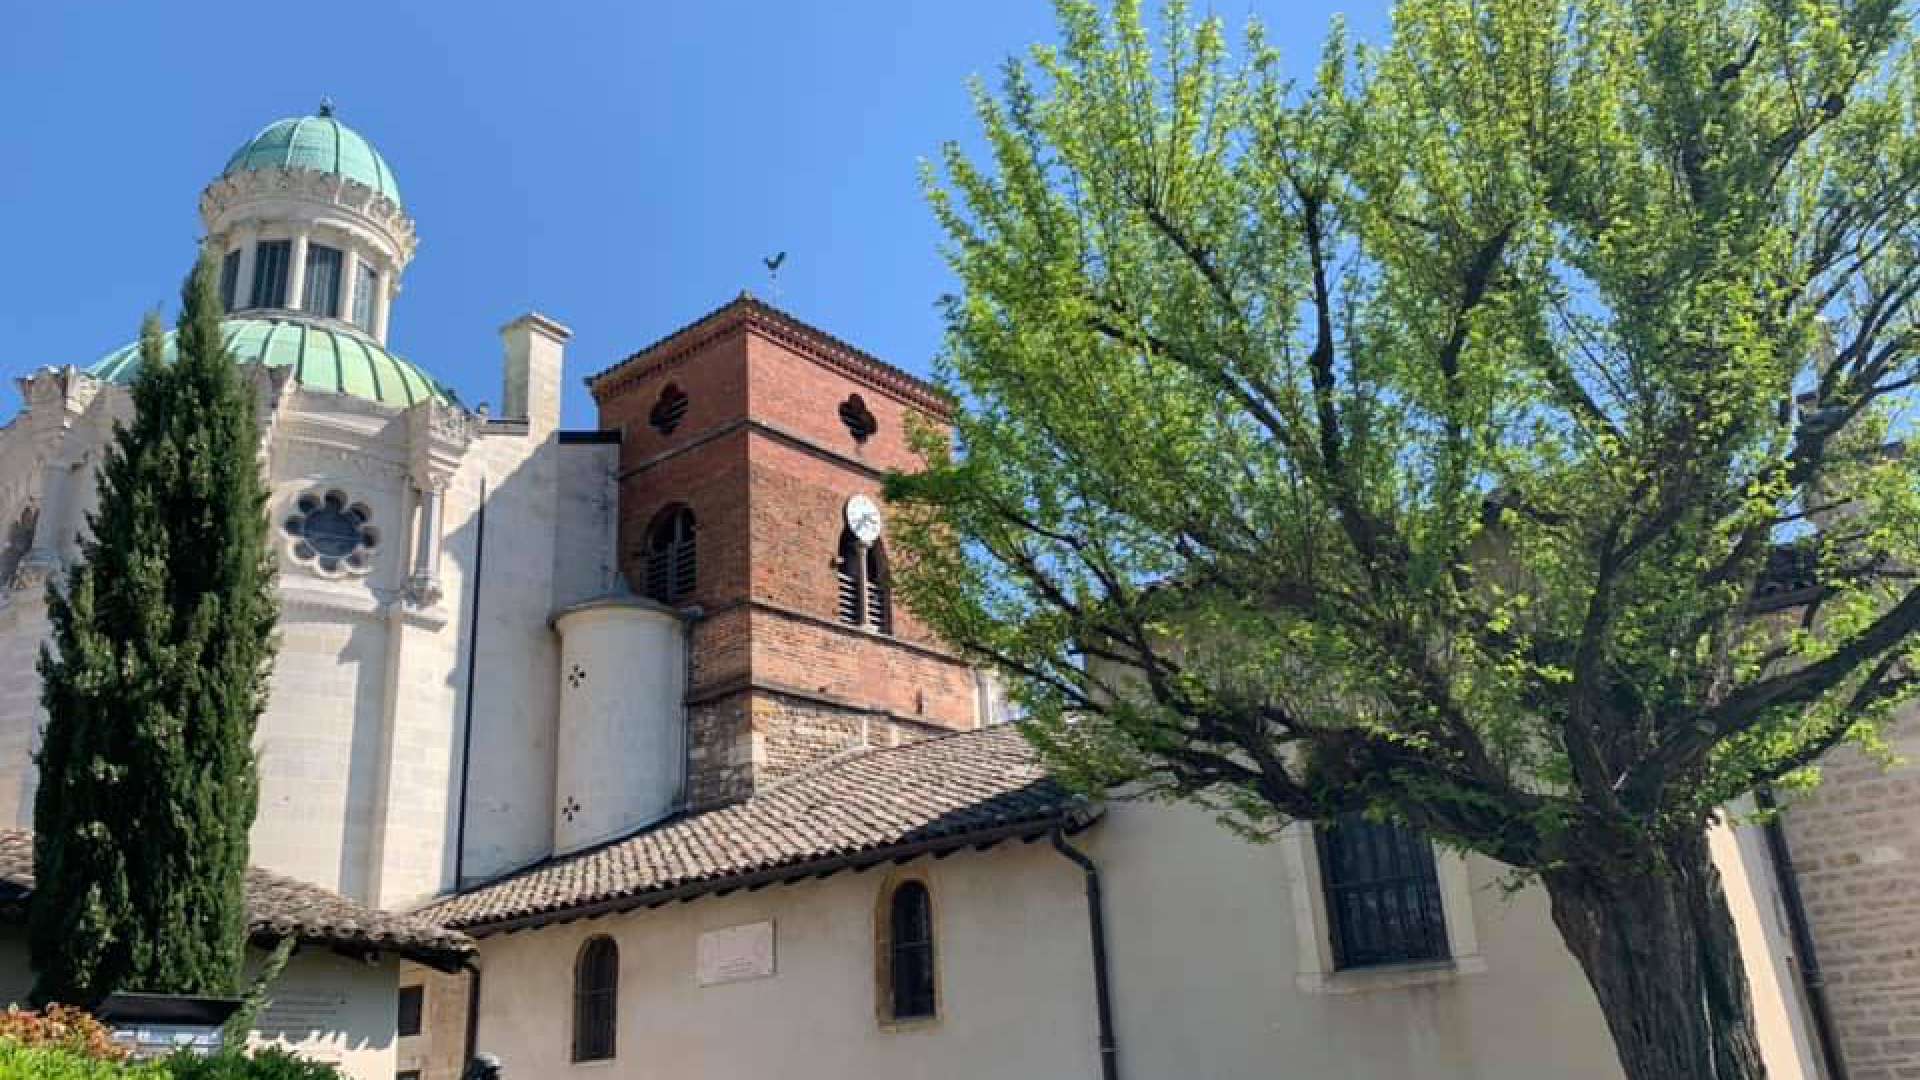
[697,920,775,986]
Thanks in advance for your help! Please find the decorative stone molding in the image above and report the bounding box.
[199,166,417,266]
[401,399,474,610]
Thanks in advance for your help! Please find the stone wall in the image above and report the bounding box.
[1781,704,1920,1080]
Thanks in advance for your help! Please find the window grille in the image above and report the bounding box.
[1319,814,1448,968]
[887,881,936,1020]
[304,244,342,317]
[251,240,292,309]
[642,506,696,604]
[572,936,618,1061]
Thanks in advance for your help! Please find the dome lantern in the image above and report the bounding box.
[197,104,416,347]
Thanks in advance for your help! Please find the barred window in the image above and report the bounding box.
[304,243,343,317]
[251,240,292,309]
[572,936,618,1061]
[884,881,935,1021]
[642,506,696,605]
[1318,814,1448,969]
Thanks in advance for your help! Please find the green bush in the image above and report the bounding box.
[161,1050,341,1080]
[0,1043,341,1080]
[0,1042,165,1080]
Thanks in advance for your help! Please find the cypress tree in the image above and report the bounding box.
[31,253,278,1006]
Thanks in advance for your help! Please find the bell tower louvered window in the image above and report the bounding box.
[1318,813,1448,969]
[642,506,696,605]
[837,529,891,634]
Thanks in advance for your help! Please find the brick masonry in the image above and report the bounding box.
[593,299,979,808]
[1781,704,1920,1079]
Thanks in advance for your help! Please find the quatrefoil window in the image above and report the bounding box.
[566,663,588,689]
[284,489,379,577]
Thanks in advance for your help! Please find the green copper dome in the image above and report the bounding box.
[89,317,456,408]
[223,106,401,207]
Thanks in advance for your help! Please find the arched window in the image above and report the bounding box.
[882,880,936,1022]
[572,936,619,1061]
[642,506,696,604]
[836,530,891,634]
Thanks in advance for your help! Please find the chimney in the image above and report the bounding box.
[500,313,571,435]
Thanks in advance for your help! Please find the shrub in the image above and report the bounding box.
[0,1041,164,1080]
[0,1008,127,1062]
[161,1049,341,1080]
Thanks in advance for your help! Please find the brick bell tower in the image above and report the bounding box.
[589,295,984,808]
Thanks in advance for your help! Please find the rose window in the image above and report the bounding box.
[284,489,379,576]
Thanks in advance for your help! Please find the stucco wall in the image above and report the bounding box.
[460,800,1714,1080]
[0,931,399,1080]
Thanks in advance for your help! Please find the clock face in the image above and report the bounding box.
[845,494,883,544]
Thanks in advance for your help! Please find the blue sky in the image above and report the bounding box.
[0,1,1386,428]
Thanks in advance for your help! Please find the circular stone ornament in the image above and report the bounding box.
[284,489,380,576]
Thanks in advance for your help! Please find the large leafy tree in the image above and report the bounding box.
[890,1,1920,1077]
[32,255,278,1006]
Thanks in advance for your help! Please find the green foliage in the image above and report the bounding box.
[0,1043,343,1080]
[0,1008,131,1063]
[161,1048,342,1080]
[220,938,294,1048]
[31,254,279,1006]
[0,1042,166,1080]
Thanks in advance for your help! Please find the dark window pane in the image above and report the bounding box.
[220,250,241,313]
[396,985,423,1037]
[572,936,618,1061]
[252,240,291,309]
[304,244,343,316]
[1319,814,1448,969]
[352,263,378,331]
[889,882,936,1020]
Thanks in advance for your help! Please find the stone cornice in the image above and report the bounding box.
[199,166,418,266]
[587,295,953,418]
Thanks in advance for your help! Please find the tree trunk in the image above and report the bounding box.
[1543,828,1767,1080]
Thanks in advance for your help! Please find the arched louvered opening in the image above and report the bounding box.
[837,529,891,634]
[572,935,619,1061]
[642,505,697,605]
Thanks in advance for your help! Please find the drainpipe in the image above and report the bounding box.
[462,959,483,1067]
[1051,826,1119,1080]
[1754,785,1847,1080]
[452,476,489,889]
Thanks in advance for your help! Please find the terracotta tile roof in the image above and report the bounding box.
[0,829,474,971]
[421,725,1094,934]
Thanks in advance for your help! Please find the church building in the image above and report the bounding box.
[0,105,1908,1080]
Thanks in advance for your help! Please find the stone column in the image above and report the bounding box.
[373,275,395,344]
[408,481,447,607]
[339,250,360,328]
[287,230,311,312]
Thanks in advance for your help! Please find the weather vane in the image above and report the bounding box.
[763,251,787,304]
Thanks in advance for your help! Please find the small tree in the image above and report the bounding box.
[892,2,1920,1077]
[32,254,278,1006]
